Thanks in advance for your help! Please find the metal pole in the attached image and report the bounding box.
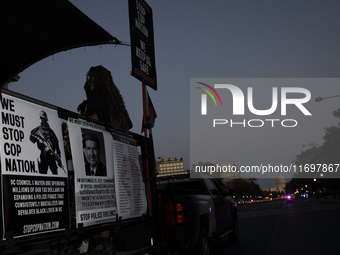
[142,83,153,216]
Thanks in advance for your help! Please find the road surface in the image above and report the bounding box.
[212,198,340,255]
[2,198,340,255]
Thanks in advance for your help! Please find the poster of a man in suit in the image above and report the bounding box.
[82,129,107,177]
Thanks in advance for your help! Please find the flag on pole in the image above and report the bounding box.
[142,92,157,133]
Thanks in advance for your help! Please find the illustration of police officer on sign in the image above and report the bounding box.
[30,110,65,175]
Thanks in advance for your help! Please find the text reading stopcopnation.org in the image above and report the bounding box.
[193,164,340,178]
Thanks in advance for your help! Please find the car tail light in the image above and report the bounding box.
[175,202,188,225]
[165,200,188,230]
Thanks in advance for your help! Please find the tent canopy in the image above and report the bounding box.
[0,0,120,87]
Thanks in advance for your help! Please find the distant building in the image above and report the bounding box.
[156,157,187,177]
[220,164,259,186]
[262,174,286,193]
[276,174,286,192]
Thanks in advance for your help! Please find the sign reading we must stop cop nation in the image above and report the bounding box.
[129,0,157,90]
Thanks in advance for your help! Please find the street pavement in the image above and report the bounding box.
[2,197,340,255]
[212,197,340,255]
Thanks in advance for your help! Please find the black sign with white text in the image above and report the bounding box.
[128,0,157,90]
[2,175,69,238]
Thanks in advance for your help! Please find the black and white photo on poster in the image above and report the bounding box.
[29,110,66,175]
[68,118,116,227]
[0,93,69,239]
[82,128,107,177]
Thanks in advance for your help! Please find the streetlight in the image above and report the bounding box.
[302,143,320,148]
[301,143,320,198]
[315,95,340,102]
[316,93,340,199]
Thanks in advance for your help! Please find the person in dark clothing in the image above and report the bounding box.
[30,110,61,175]
[77,66,130,255]
[77,65,133,133]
